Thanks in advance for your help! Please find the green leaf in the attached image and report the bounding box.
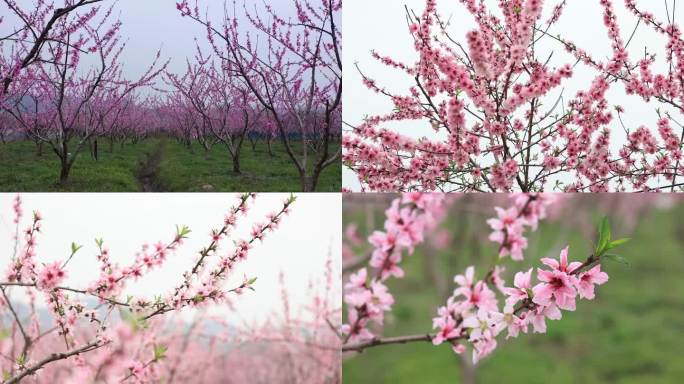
[596,217,612,255]
[604,238,631,251]
[247,277,258,285]
[603,253,630,266]
[71,242,83,255]
[120,309,147,331]
[153,344,167,361]
[95,238,104,248]
[176,225,191,239]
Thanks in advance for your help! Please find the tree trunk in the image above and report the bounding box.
[267,137,275,156]
[35,141,43,157]
[300,173,317,192]
[59,157,72,185]
[232,152,241,174]
[460,354,477,384]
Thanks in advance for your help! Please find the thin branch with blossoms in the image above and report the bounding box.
[340,193,450,343]
[0,193,296,382]
[342,193,630,365]
[0,0,105,97]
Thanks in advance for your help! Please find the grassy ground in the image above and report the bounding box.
[0,138,341,192]
[342,196,684,384]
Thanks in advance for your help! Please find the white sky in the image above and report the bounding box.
[0,193,341,326]
[343,0,679,190]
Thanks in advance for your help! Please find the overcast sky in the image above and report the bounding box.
[0,193,341,327]
[0,0,297,80]
[343,0,679,190]
[112,0,296,78]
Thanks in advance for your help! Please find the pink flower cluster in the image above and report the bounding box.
[344,0,684,192]
[487,193,556,260]
[0,193,295,382]
[342,194,447,342]
[432,195,609,364]
[37,261,67,289]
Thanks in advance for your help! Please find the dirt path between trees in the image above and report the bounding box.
[136,141,165,192]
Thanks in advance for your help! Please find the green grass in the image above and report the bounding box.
[157,139,341,192]
[343,198,684,384]
[0,138,341,192]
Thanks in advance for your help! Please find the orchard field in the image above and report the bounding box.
[0,138,341,192]
[342,194,684,384]
[0,0,341,192]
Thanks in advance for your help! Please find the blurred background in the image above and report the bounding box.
[342,194,684,384]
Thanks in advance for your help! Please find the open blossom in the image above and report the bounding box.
[37,261,67,289]
[367,282,395,318]
[487,207,519,233]
[345,268,368,290]
[540,246,583,274]
[453,267,498,311]
[344,276,395,320]
[462,308,501,363]
[503,268,533,307]
[489,225,528,260]
[489,304,523,339]
[454,266,475,288]
[461,280,498,312]
[488,194,555,261]
[384,200,425,247]
[518,194,555,228]
[576,265,609,299]
[340,310,374,343]
[527,302,563,334]
[369,249,404,280]
[533,247,580,311]
[431,315,461,346]
[368,230,409,280]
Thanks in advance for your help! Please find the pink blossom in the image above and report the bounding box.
[504,268,533,307]
[533,248,580,311]
[431,316,461,345]
[576,265,609,299]
[37,262,67,289]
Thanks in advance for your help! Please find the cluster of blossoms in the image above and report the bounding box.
[344,0,684,192]
[431,194,614,363]
[0,194,295,383]
[341,194,448,342]
[487,193,557,260]
[342,193,626,367]
[432,245,609,363]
